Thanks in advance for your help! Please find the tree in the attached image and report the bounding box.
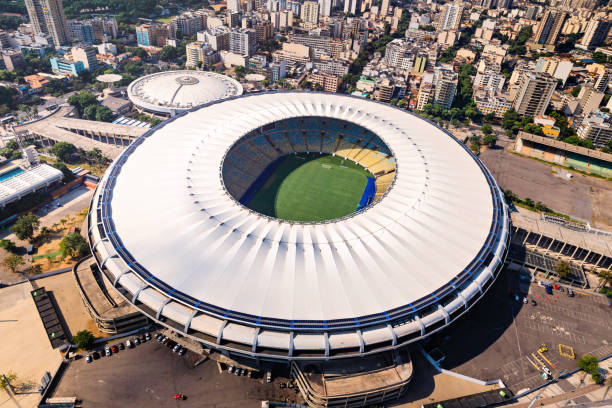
[11,213,40,241]
[261,79,270,88]
[480,123,493,135]
[72,330,95,349]
[578,355,599,375]
[52,161,75,182]
[59,232,90,259]
[67,92,97,116]
[160,45,178,61]
[83,104,98,120]
[0,372,17,390]
[0,239,17,253]
[483,133,497,147]
[233,65,246,78]
[3,253,25,273]
[95,106,113,122]
[50,142,76,162]
[554,260,572,278]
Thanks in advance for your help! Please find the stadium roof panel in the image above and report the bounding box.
[96,92,508,328]
[127,70,243,115]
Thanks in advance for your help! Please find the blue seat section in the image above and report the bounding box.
[357,177,376,211]
[239,157,284,205]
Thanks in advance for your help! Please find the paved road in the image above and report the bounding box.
[52,337,301,408]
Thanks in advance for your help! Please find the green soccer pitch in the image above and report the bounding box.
[246,153,372,222]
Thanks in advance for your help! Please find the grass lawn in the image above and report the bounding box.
[247,153,371,222]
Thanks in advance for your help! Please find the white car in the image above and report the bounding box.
[228,365,235,374]
[542,366,552,376]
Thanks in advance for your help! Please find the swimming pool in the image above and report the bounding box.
[0,167,24,181]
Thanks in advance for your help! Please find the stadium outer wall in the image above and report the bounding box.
[86,92,511,365]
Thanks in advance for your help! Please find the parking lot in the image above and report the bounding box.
[425,267,612,393]
[50,332,301,407]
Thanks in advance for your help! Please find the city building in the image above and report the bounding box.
[577,116,612,147]
[229,28,256,56]
[318,0,332,18]
[474,90,512,117]
[512,71,557,116]
[50,57,85,76]
[71,44,98,71]
[255,21,273,42]
[310,71,340,92]
[533,9,566,46]
[90,16,118,42]
[439,2,464,31]
[136,23,169,47]
[380,0,390,17]
[67,20,94,44]
[204,27,231,51]
[269,60,286,82]
[576,85,604,116]
[434,69,458,109]
[24,0,69,47]
[579,19,612,50]
[595,68,611,93]
[301,1,319,26]
[228,0,242,13]
[1,50,25,71]
[534,57,573,85]
[170,10,208,37]
[344,0,361,15]
[473,70,505,92]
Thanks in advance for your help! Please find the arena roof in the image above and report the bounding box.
[94,92,509,332]
[126,70,243,115]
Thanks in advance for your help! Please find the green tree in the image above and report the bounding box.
[480,123,493,135]
[52,161,75,182]
[50,142,76,162]
[233,65,246,78]
[0,239,17,253]
[2,253,25,273]
[261,79,270,87]
[554,260,572,278]
[95,106,113,122]
[72,330,95,349]
[10,213,40,241]
[0,372,17,390]
[59,232,90,259]
[483,133,497,147]
[571,86,581,97]
[160,45,178,61]
[83,104,98,120]
[67,92,97,116]
[578,355,598,375]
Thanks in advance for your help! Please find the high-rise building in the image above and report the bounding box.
[269,60,286,82]
[318,0,332,18]
[576,85,604,116]
[595,68,611,93]
[579,19,612,50]
[343,0,361,15]
[136,23,169,47]
[25,0,69,47]
[434,69,458,108]
[301,1,319,26]
[512,71,557,116]
[533,9,566,45]
[228,0,242,13]
[577,117,612,148]
[229,28,256,56]
[2,50,25,71]
[380,0,390,17]
[204,27,231,51]
[310,72,340,92]
[71,44,98,70]
[255,21,273,42]
[171,11,208,37]
[473,70,505,92]
[186,41,204,67]
[439,2,464,31]
[90,17,118,42]
[67,20,94,44]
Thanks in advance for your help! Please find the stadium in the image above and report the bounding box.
[87,92,510,366]
[126,70,243,117]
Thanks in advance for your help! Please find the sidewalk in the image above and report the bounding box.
[510,383,603,407]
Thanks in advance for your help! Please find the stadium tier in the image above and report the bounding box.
[87,92,510,362]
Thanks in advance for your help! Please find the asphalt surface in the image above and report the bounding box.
[425,267,612,393]
[51,335,301,407]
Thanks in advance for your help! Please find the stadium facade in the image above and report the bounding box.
[87,92,510,365]
[126,70,243,117]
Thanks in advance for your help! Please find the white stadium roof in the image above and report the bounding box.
[127,70,243,115]
[89,92,509,359]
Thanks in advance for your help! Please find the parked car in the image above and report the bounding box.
[126,340,133,348]
[111,345,118,353]
[145,332,151,341]
[545,284,553,295]
[86,354,92,363]
[531,299,537,306]
[247,370,252,378]
[156,333,164,342]
[567,288,574,297]
[173,344,181,353]
[178,347,186,356]
[235,368,241,376]
[134,337,140,345]
[522,297,527,304]
[228,365,235,374]
[118,342,125,350]
[266,369,272,383]
[104,346,111,356]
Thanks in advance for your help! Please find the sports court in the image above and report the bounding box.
[245,153,373,222]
